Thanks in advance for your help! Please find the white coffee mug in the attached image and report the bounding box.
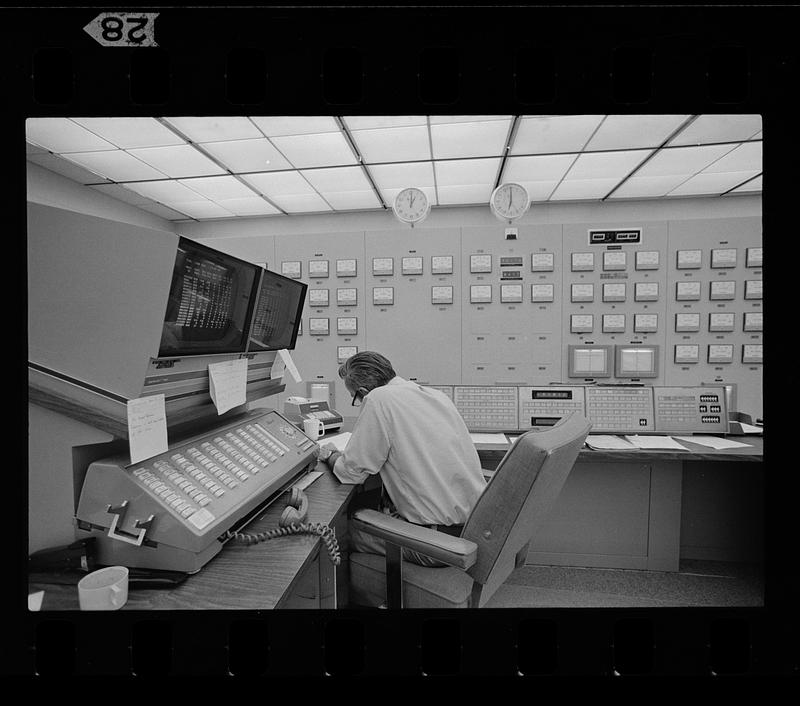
[303,417,324,440]
[78,566,129,611]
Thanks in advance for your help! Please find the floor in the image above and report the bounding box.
[482,559,764,608]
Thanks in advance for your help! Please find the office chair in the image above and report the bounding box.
[347,411,591,609]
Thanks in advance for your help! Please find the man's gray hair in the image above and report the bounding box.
[338,351,396,392]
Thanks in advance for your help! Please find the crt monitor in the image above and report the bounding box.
[247,269,307,352]
[158,237,260,357]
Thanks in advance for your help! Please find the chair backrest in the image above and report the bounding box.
[460,411,591,605]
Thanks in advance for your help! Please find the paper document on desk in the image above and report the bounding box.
[586,435,639,450]
[737,422,763,434]
[469,433,510,445]
[673,435,752,450]
[321,431,352,452]
[624,435,690,450]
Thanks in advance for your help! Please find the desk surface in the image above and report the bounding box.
[29,462,358,611]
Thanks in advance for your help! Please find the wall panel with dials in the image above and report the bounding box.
[461,224,563,385]
[665,217,762,419]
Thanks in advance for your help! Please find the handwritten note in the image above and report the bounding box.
[208,358,248,415]
[127,394,168,464]
[271,348,302,383]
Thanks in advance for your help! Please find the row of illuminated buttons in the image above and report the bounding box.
[522,401,583,409]
[133,468,209,517]
[221,433,277,467]
[171,451,238,492]
[674,344,763,364]
[200,441,262,477]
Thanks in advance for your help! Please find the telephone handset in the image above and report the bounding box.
[280,487,309,527]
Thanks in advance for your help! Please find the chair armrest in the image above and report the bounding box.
[351,509,478,570]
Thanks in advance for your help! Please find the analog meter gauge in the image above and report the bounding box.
[393,187,430,226]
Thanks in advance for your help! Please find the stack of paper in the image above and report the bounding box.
[585,435,639,450]
[673,436,752,450]
[469,433,510,445]
[624,435,690,450]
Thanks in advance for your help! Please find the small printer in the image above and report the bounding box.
[283,397,343,434]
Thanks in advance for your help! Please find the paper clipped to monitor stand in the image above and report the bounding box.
[208,358,248,415]
[127,394,169,465]
[271,348,303,383]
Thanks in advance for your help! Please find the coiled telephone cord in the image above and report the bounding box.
[224,523,341,566]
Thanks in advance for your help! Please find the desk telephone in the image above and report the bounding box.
[75,409,339,573]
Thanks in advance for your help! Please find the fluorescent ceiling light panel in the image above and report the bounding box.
[128,144,226,178]
[514,180,562,201]
[668,171,761,196]
[138,203,194,220]
[437,184,493,204]
[250,116,340,137]
[349,125,431,163]
[503,154,577,182]
[431,119,511,159]
[324,191,382,210]
[27,153,112,184]
[550,178,622,200]
[26,142,48,155]
[368,162,435,189]
[565,150,650,180]
[270,132,357,168]
[215,198,281,216]
[300,166,371,192]
[71,118,185,149]
[200,138,293,173]
[26,118,116,153]
[379,186,437,207]
[344,116,427,130]
[123,179,211,203]
[701,141,762,173]
[163,116,262,143]
[91,183,153,206]
[241,170,317,197]
[429,115,512,124]
[585,115,690,151]
[670,114,763,146]
[730,175,762,192]
[609,175,690,199]
[171,201,236,219]
[270,193,332,213]
[177,175,258,200]
[60,150,167,181]
[511,115,604,155]
[435,158,499,186]
[636,144,735,177]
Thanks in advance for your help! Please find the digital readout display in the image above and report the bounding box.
[531,390,573,400]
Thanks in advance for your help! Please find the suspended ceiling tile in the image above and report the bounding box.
[128,144,226,178]
[177,175,259,200]
[90,183,154,206]
[513,180,561,201]
[343,116,427,130]
[59,150,167,182]
[608,175,690,199]
[503,153,577,182]
[434,158,500,186]
[300,166,371,192]
[123,179,212,203]
[511,115,604,155]
[250,116,340,137]
[215,197,281,216]
[170,201,236,219]
[26,141,48,155]
[701,141,762,173]
[585,115,691,151]
[378,186,438,207]
[429,115,513,124]
[138,202,194,220]
[163,116,262,143]
[270,193,332,213]
[668,171,761,196]
[751,131,762,140]
[368,161,436,189]
[241,170,317,197]
[271,132,357,168]
[730,175,762,192]
[26,118,116,153]
[669,114,763,146]
[437,184,493,205]
[350,125,431,163]
[324,190,382,210]
[72,117,185,149]
[550,178,622,200]
[564,150,650,180]
[430,119,511,159]
[27,153,112,184]
[199,138,293,173]
[636,144,735,177]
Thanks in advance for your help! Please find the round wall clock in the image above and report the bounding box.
[393,187,431,226]
[490,182,530,223]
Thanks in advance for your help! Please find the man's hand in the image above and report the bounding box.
[317,444,338,462]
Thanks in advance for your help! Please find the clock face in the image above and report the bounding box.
[491,182,529,222]
[393,187,430,224]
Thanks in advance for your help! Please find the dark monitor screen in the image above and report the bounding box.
[158,238,260,357]
[247,269,306,351]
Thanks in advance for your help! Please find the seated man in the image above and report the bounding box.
[316,351,486,567]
